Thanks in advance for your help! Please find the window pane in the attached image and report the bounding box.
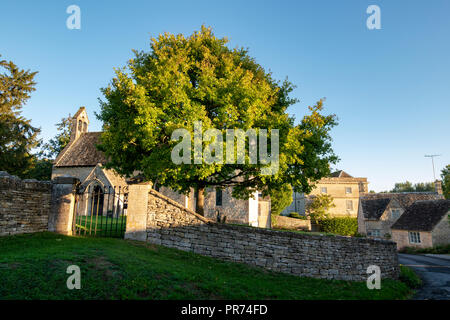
[346,200,353,210]
[216,188,222,206]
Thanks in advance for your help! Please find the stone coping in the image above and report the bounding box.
[0,172,52,191]
[148,186,395,247]
[148,188,213,224]
[212,223,396,246]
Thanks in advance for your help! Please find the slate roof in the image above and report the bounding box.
[391,200,450,231]
[360,192,444,220]
[361,198,391,219]
[330,170,353,178]
[54,132,107,167]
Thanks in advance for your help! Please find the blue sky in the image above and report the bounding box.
[1,0,449,191]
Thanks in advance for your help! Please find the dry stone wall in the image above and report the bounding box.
[144,188,399,281]
[0,172,52,236]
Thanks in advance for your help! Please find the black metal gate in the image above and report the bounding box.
[73,184,128,238]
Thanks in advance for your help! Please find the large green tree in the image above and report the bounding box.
[97,26,338,215]
[0,55,40,177]
[442,165,450,199]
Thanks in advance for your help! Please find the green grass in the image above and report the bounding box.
[399,265,422,289]
[399,244,450,255]
[0,232,412,300]
[74,215,126,238]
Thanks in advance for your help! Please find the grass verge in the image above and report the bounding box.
[399,265,422,290]
[0,232,411,300]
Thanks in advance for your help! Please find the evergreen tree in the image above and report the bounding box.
[270,184,293,216]
[0,55,40,177]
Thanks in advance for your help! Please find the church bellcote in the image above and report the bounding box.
[70,106,89,141]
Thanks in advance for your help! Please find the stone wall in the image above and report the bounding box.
[272,215,311,231]
[432,213,450,246]
[0,172,52,236]
[137,187,399,281]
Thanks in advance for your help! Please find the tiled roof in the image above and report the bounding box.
[362,192,443,207]
[330,170,353,178]
[360,192,444,221]
[391,200,450,231]
[361,198,391,219]
[54,132,107,167]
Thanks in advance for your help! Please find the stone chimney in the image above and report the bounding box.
[70,107,89,142]
[434,180,443,195]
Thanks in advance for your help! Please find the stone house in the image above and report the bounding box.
[282,170,368,217]
[391,199,450,250]
[358,189,444,240]
[52,107,270,227]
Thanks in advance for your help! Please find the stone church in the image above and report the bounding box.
[52,107,270,227]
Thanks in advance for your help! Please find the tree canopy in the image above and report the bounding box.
[40,116,71,159]
[97,26,338,215]
[0,55,40,178]
[305,194,335,224]
[387,181,435,193]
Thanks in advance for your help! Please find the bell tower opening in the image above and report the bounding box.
[70,106,90,141]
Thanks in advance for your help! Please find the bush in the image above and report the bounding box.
[288,212,307,219]
[399,265,422,289]
[270,184,293,216]
[318,217,358,236]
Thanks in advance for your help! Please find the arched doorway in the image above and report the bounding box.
[92,185,104,216]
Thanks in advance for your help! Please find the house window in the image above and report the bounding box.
[345,187,352,194]
[391,209,401,219]
[409,232,421,244]
[346,200,353,210]
[321,187,327,194]
[215,188,222,206]
[368,229,381,237]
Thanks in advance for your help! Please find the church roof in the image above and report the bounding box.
[54,132,107,167]
[391,200,450,231]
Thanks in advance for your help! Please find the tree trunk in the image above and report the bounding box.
[195,186,205,216]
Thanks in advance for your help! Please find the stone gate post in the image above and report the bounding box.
[48,176,79,235]
[124,182,152,241]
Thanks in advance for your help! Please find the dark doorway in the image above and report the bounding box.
[92,185,104,216]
